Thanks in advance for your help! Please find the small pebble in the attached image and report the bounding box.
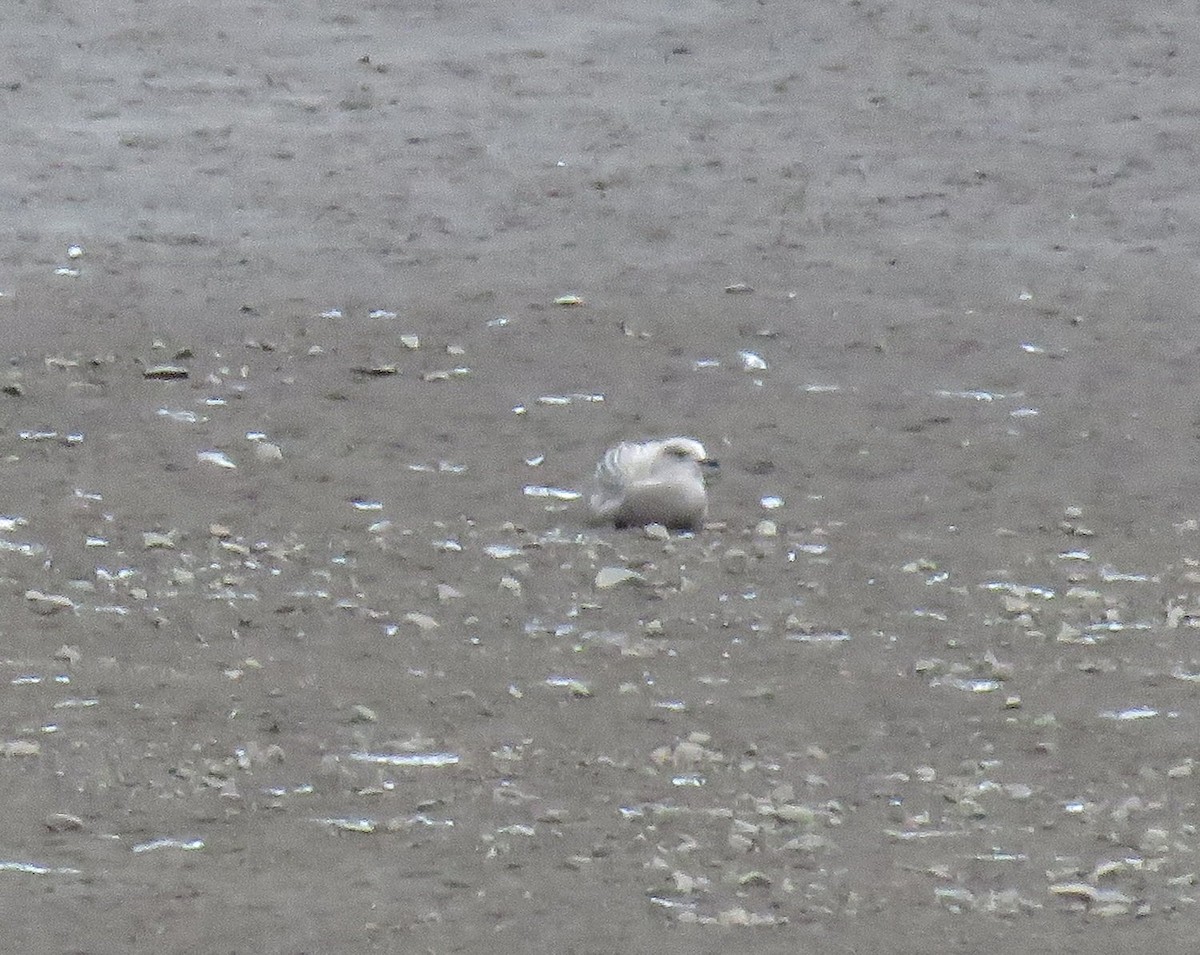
[595,566,644,589]
[25,591,76,614]
[254,442,283,462]
[404,612,439,631]
[45,812,84,832]
[143,365,189,381]
[499,576,522,595]
[142,530,177,550]
[350,704,377,724]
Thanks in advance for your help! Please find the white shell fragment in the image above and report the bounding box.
[317,817,376,833]
[348,751,460,767]
[535,393,605,406]
[403,611,439,631]
[1098,706,1159,721]
[131,838,205,854]
[157,408,201,423]
[934,388,1014,402]
[25,591,76,614]
[421,367,470,382]
[523,485,582,501]
[595,566,645,589]
[739,350,768,371]
[197,450,237,469]
[545,676,593,697]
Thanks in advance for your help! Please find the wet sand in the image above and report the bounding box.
[4,1,1200,951]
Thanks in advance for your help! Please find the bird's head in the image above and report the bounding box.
[660,437,718,469]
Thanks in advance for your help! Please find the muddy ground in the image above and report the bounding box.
[3,1,1200,952]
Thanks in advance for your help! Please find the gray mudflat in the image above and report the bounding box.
[2,2,1199,952]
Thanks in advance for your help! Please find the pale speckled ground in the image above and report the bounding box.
[3,1,1200,952]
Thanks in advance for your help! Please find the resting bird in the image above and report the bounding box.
[588,436,715,530]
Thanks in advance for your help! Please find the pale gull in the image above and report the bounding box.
[588,437,716,530]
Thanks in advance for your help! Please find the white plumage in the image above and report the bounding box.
[588,437,713,530]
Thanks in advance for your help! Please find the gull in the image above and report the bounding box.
[588,437,716,530]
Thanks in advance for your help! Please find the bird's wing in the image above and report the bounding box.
[595,441,656,490]
[590,441,656,516]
